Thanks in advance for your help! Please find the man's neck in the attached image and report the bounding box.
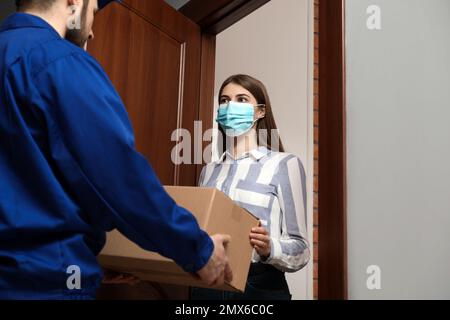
[22,8,67,38]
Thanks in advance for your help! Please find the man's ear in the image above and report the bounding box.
[67,0,82,9]
[66,0,82,30]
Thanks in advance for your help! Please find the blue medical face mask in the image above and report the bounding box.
[216,101,262,137]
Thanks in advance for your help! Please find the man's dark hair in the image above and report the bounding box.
[16,0,57,11]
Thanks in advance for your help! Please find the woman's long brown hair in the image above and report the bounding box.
[218,74,285,154]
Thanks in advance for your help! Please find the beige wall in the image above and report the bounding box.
[213,0,314,300]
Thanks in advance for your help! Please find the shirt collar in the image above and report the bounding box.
[217,146,269,163]
[0,13,61,38]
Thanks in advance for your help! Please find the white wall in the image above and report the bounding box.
[346,0,450,299]
[214,0,314,300]
[164,0,190,10]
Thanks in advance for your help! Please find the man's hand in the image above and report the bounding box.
[196,234,233,287]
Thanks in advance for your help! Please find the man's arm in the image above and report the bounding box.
[32,51,225,277]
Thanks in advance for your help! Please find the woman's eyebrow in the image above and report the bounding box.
[236,94,250,98]
[219,95,230,99]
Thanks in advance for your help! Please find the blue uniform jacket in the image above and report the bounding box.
[0,13,213,299]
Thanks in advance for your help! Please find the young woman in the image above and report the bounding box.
[191,74,310,300]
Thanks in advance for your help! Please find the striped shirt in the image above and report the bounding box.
[199,146,310,272]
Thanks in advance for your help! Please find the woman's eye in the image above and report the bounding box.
[219,99,229,104]
[238,97,248,102]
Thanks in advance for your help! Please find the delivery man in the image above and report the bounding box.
[0,0,232,299]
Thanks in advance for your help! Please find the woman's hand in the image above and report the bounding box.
[249,224,271,259]
[102,269,141,285]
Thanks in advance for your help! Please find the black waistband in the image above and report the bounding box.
[247,263,289,291]
[249,262,283,276]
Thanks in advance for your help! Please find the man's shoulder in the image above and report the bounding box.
[26,37,92,77]
[3,28,94,77]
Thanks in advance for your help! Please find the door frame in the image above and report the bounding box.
[180,0,347,300]
[317,0,347,300]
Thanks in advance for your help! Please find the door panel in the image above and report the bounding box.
[88,0,202,300]
[88,0,201,186]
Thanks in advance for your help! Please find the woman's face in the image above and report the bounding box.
[219,83,266,121]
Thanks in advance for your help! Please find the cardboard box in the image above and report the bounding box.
[98,186,259,292]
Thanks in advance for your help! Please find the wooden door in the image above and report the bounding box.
[88,0,201,187]
[88,0,202,300]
